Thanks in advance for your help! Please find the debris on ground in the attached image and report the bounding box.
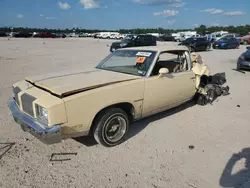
[0,142,16,160]
[49,152,77,162]
[196,72,230,106]
[237,105,241,108]
[189,145,195,150]
[232,68,245,74]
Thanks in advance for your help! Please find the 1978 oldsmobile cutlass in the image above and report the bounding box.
[8,46,213,147]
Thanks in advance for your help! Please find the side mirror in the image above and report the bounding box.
[158,68,169,78]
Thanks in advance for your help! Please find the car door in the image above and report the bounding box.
[135,36,144,46]
[141,51,197,117]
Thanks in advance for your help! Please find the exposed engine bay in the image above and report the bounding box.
[191,52,230,105]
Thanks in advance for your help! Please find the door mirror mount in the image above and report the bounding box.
[158,68,169,78]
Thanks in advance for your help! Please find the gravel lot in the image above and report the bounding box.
[0,38,250,188]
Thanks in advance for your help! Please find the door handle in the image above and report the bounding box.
[190,76,196,80]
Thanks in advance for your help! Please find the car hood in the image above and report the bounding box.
[244,50,250,59]
[25,68,140,97]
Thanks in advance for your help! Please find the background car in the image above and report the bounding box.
[237,46,250,70]
[240,35,250,45]
[213,37,240,49]
[109,34,157,52]
[178,37,211,52]
[0,32,7,37]
[55,33,66,38]
[157,34,175,41]
[39,32,57,38]
[13,32,33,38]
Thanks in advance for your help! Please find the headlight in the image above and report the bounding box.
[35,104,48,124]
[120,43,127,47]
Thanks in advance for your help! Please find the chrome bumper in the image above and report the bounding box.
[8,98,61,144]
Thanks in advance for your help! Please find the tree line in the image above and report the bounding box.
[0,24,250,35]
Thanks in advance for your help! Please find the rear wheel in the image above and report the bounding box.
[243,41,248,45]
[93,108,129,147]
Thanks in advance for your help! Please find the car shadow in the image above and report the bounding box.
[74,101,196,147]
[0,142,15,160]
[74,136,98,147]
[127,100,196,141]
[220,148,250,188]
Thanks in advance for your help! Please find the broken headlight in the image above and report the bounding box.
[35,104,48,125]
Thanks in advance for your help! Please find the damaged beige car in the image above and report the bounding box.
[8,46,229,147]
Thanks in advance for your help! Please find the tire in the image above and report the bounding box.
[206,45,210,51]
[243,41,248,45]
[93,108,129,147]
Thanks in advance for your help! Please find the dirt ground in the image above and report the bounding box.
[0,38,250,188]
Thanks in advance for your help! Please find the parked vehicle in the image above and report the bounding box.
[39,32,57,38]
[78,33,88,37]
[8,45,229,147]
[210,31,229,42]
[55,33,66,38]
[157,34,175,41]
[109,34,157,52]
[0,32,7,37]
[178,37,211,52]
[240,35,250,45]
[13,32,33,38]
[237,46,250,70]
[212,37,240,49]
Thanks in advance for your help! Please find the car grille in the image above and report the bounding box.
[21,93,36,117]
[13,86,21,106]
[245,57,250,62]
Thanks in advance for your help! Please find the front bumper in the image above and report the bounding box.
[237,60,250,69]
[8,98,61,144]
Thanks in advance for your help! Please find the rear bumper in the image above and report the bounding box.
[110,46,121,52]
[8,98,61,144]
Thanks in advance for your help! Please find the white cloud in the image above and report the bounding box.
[167,20,176,25]
[40,14,44,17]
[200,8,224,14]
[154,9,179,17]
[80,0,100,9]
[134,0,183,5]
[58,2,71,10]
[223,11,245,16]
[193,24,199,27]
[46,17,56,20]
[211,23,220,26]
[169,2,185,8]
[16,14,24,19]
[200,8,245,16]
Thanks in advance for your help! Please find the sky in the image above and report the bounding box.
[0,0,249,30]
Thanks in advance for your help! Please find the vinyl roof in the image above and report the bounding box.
[118,45,189,52]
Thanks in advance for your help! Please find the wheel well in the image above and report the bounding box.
[89,103,135,135]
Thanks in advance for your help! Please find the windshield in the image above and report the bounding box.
[124,35,135,40]
[218,38,229,42]
[96,49,157,76]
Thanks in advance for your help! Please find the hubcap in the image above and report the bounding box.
[104,116,127,143]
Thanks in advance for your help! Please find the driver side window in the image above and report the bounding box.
[151,51,188,76]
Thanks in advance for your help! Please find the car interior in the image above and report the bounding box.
[151,51,188,76]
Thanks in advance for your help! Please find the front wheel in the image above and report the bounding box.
[93,108,129,147]
[206,44,211,51]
